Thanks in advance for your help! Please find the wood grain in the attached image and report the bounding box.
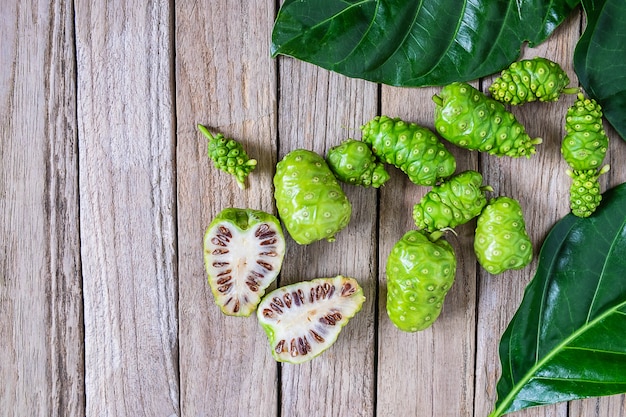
[276,59,378,417]
[75,1,178,415]
[0,1,84,415]
[376,86,479,417]
[1,2,626,417]
[176,2,279,416]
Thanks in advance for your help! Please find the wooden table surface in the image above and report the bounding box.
[2,2,625,416]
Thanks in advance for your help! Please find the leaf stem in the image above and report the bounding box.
[489,295,626,417]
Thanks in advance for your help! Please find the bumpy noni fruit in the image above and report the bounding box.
[386,230,456,332]
[567,166,610,218]
[326,139,390,188]
[488,57,578,105]
[412,170,492,233]
[473,197,533,275]
[360,115,456,186]
[274,149,352,245]
[198,124,257,189]
[257,276,365,363]
[204,208,286,316]
[433,82,542,158]
[561,93,609,171]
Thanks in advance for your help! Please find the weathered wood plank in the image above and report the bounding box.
[473,12,626,417]
[0,1,84,416]
[176,2,279,416]
[276,61,378,417]
[376,86,478,417]
[74,1,178,415]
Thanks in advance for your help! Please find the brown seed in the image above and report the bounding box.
[290,339,298,357]
[262,308,274,319]
[270,301,283,314]
[341,282,356,297]
[218,226,232,238]
[272,297,284,308]
[282,292,292,308]
[275,339,286,354]
[218,283,232,293]
[217,269,232,277]
[232,300,240,313]
[257,260,273,271]
[212,248,229,255]
[261,238,277,246]
[216,276,231,285]
[296,289,305,305]
[310,329,325,343]
[212,261,229,268]
[326,283,335,298]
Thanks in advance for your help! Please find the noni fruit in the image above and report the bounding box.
[386,230,456,332]
[198,124,257,189]
[204,208,286,316]
[412,170,492,233]
[433,82,542,158]
[257,276,365,363]
[274,149,352,245]
[567,166,610,218]
[561,93,609,171]
[360,115,456,186]
[488,57,578,105]
[326,139,390,188]
[473,197,533,275]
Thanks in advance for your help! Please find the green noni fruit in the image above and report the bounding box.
[488,57,578,105]
[412,170,492,233]
[326,139,390,188]
[561,93,609,171]
[433,82,542,158]
[257,275,365,363]
[274,149,352,245]
[360,115,456,186]
[204,208,286,316]
[473,197,533,275]
[198,124,258,189]
[567,166,610,218]
[386,230,456,332]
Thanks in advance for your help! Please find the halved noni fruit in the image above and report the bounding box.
[204,208,286,316]
[257,276,365,364]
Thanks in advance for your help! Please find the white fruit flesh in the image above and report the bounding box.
[257,276,365,364]
[204,220,285,316]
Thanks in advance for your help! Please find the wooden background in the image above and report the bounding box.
[1,1,625,416]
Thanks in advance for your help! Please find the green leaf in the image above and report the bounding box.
[574,0,626,142]
[271,0,579,87]
[489,182,626,417]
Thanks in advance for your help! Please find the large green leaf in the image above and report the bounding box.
[574,0,626,142]
[271,0,579,87]
[489,182,626,417]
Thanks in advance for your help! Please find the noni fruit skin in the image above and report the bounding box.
[474,197,533,275]
[274,149,352,245]
[326,139,390,188]
[360,115,456,186]
[561,93,609,171]
[488,57,578,105]
[433,82,542,158]
[386,230,456,332]
[412,170,492,233]
[567,166,610,218]
[198,124,257,189]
